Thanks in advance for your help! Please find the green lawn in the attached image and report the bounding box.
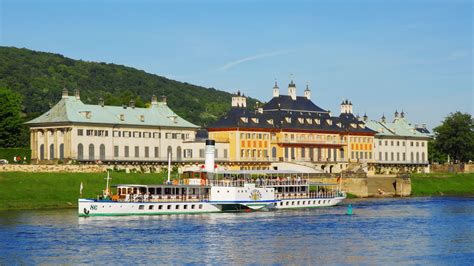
[411,172,474,197]
[0,171,166,210]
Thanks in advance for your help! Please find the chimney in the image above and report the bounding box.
[363,113,368,122]
[394,110,399,118]
[381,114,386,123]
[129,99,135,109]
[151,95,158,105]
[98,97,104,107]
[74,89,80,100]
[161,95,167,104]
[62,87,69,99]
[205,139,216,176]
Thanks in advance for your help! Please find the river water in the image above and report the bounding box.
[0,197,472,265]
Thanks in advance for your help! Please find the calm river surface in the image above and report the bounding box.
[0,197,473,265]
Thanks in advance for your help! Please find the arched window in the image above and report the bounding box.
[59,143,64,160]
[176,146,182,161]
[77,144,83,160]
[40,144,45,160]
[49,144,54,160]
[410,152,414,163]
[422,152,425,163]
[416,152,419,162]
[100,144,106,161]
[272,147,277,159]
[89,144,95,160]
[167,146,172,159]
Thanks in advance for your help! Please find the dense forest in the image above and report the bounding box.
[0,46,257,128]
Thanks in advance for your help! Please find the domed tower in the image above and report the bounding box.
[304,84,311,100]
[273,81,279,98]
[340,99,353,114]
[231,90,247,108]
[288,80,296,100]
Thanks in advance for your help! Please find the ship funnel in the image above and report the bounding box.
[205,139,216,175]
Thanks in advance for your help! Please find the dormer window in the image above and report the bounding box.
[139,115,145,122]
[251,118,259,123]
[306,118,312,124]
[298,118,304,124]
[360,124,365,128]
[315,119,320,125]
[337,123,342,127]
[119,114,125,121]
[285,117,291,123]
[351,123,357,128]
[168,115,178,123]
[267,119,274,125]
[80,111,92,119]
[241,117,248,123]
[327,119,332,125]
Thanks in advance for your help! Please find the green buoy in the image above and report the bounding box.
[347,204,353,215]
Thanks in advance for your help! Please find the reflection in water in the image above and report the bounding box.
[0,197,473,264]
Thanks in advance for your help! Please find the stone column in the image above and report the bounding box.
[66,127,72,159]
[30,130,37,160]
[64,128,69,159]
[53,129,59,159]
[44,129,49,160]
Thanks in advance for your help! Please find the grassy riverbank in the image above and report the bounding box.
[0,172,166,211]
[411,173,474,197]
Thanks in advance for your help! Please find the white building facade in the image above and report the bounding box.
[26,89,230,166]
[365,111,432,174]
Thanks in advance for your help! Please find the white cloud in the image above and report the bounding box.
[218,50,286,71]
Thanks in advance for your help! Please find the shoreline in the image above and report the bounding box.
[0,171,472,211]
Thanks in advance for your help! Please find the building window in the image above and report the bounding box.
[78,129,83,136]
[369,152,372,159]
[411,152,414,162]
[125,146,129,158]
[215,149,219,158]
[88,144,95,160]
[403,141,406,146]
[385,140,388,146]
[100,144,105,161]
[397,141,400,146]
[421,142,425,147]
[199,149,205,158]
[403,152,406,161]
[154,147,159,158]
[385,152,388,161]
[184,149,192,158]
[379,140,382,146]
[224,149,228,159]
[352,151,355,159]
[113,131,121,137]
[114,146,119,157]
[391,152,394,161]
[416,142,419,147]
[49,144,54,160]
[397,152,400,161]
[145,146,149,158]
[416,152,419,162]
[379,152,382,161]
[411,142,414,147]
[135,146,139,157]
[77,144,83,160]
[422,152,425,162]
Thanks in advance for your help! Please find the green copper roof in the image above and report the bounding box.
[365,117,431,138]
[25,96,199,128]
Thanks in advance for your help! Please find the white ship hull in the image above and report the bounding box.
[78,196,345,217]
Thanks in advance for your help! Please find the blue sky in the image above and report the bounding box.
[1,0,472,129]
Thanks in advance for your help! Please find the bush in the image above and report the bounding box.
[0,148,31,164]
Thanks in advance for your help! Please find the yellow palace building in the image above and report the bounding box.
[208,81,376,173]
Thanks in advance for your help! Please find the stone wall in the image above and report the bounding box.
[431,163,474,173]
[309,177,369,198]
[0,164,108,173]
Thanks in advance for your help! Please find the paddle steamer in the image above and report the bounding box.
[78,140,346,217]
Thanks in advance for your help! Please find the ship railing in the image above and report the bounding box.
[275,191,343,199]
[119,194,209,203]
[206,179,310,187]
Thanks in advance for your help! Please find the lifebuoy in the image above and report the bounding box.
[200,178,206,186]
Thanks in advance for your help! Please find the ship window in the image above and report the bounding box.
[286,202,289,206]
[318,200,321,204]
[292,201,295,205]
[280,202,283,206]
[184,205,188,209]
[139,205,144,210]
[297,201,300,205]
[176,205,180,210]
[159,205,163,210]
[167,205,171,210]
[149,205,154,210]
[199,204,203,209]
[191,204,195,209]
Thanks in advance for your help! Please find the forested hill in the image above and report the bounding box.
[0,46,257,127]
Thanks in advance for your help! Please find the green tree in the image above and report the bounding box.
[433,112,474,163]
[427,140,447,164]
[0,87,24,147]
